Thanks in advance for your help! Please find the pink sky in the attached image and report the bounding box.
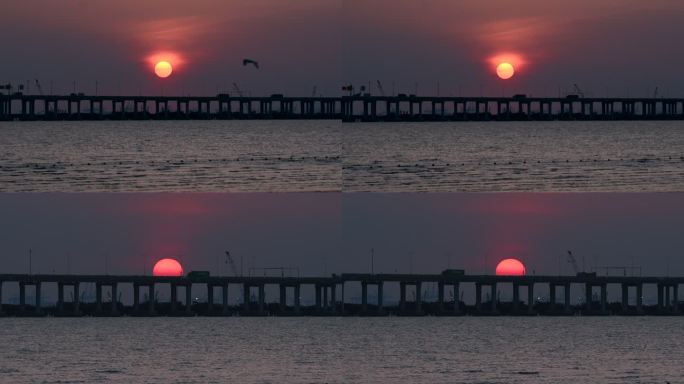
[1,1,683,96]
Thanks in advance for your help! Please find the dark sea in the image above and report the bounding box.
[0,120,341,192]
[0,317,680,383]
[344,121,684,192]
[2,120,684,192]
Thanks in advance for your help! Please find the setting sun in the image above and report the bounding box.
[152,258,183,276]
[496,62,515,80]
[154,61,173,78]
[495,258,526,276]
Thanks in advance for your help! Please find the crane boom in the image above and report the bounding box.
[376,80,385,96]
[573,84,585,98]
[567,250,579,274]
[232,83,243,97]
[225,251,239,276]
[34,79,43,96]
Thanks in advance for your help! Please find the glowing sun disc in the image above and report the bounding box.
[495,258,526,276]
[154,61,173,78]
[152,258,184,276]
[496,62,515,80]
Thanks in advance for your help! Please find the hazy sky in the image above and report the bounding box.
[1,193,683,278]
[2,1,683,96]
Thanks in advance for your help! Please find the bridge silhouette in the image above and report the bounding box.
[2,94,684,122]
[0,272,680,317]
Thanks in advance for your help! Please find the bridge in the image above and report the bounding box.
[2,94,684,122]
[0,272,681,317]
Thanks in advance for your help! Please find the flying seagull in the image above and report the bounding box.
[243,59,259,69]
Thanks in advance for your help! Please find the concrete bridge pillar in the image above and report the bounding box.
[657,284,664,310]
[437,282,444,312]
[57,282,64,313]
[35,282,41,315]
[585,283,592,311]
[170,283,177,314]
[565,283,571,313]
[222,283,229,314]
[636,284,643,313]
[674,284,680,313]
[550,284,556,311]
[527,284,535,314]
[453,282,460,314]
[133,284,140,313]
[111,283,118,314]
[148,284,155,315]
[0,281,3,315]
[73,282,79,315]
[323,285,329,310]
[331,284,337,314]
[258,284,265,314]
[340,283,345,315]
[491,283,497,313]
[243,284,250,312]
[185,284,192,314]
[665,285,671,311]
[600,284,607,313]
[279,285,287,312]
[376,283,382,314]
[294,284,301,314]
[415,282,422,314]
[95,283,102,313]
[513,283,520,312]
[399,282,406,313]
[475,283,482,312]
[316,284,322,309]
[361,282,368,313]
[207,284,214,313]
[19,282,26,313]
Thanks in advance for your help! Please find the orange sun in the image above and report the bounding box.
[495,258,526,276]
[154,61,173,78]
[152,258,184,276]
[496,62,515,80]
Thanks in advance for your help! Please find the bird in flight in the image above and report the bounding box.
[243,59,259,69]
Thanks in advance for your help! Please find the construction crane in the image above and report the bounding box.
[34,79,44,96]
[567,250,596,277]
[653,86,659,98]
[573,84,585,98]
[566,250,580,274]
[232,83,244,97]
[224,251,239,276]
[376,80,385,97]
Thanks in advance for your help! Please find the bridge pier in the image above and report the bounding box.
[95,283,102,313]
[109,283,118,315]
[513,283,520,313]
[207,284,214,314]
[73,282,79,315]
[258,284,265,314]
[223,283,230,314]
[133,283,140,313]
[170,283,177,314]
[361,282,367,313]
[527,283,535,314]
[185,283,192,315]
[636,284,643,313]
[148,284,155,315]
[57,282,64,313]
[294,284,301,314]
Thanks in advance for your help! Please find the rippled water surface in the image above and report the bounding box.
[344,121,684,191]
[0,121,341,192]
[0,317,681,383]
